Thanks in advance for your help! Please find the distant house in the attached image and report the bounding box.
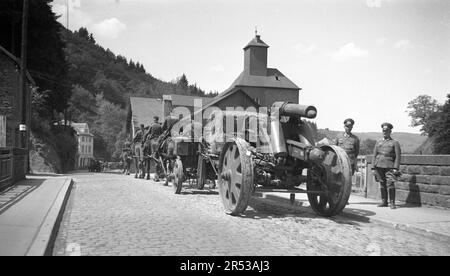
[126,97,163,138]
[70,123,94,169]
[126,94,215,138]
[162,94,215,119]
[0,45,35,190]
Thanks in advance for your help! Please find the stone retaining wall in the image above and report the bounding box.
[366,155,450,208]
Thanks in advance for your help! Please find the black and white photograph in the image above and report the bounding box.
[0,0,449,260]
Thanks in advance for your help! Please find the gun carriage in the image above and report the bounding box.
[199,102,352,217]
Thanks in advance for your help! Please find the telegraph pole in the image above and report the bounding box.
[19,0,30,175]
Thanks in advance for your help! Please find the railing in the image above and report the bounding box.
[352,155,366,196]
[0,148,12,184]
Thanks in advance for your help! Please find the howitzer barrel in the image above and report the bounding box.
[279,103,317,119]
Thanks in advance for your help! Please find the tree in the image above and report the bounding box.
[77,27,89,40]
[0,0,71,118]
[177,74,188,90]
[406,95,441,134]
[427,94,450,154]
[94,94,127,159]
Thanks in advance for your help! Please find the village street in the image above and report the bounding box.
[52,172,450,256]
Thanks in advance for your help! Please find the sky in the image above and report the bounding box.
[51,0,450,133]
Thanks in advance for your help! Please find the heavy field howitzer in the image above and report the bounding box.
[217,102,352,217]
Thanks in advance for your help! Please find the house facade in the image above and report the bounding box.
[0,45,34,190]
[70,123,94,169]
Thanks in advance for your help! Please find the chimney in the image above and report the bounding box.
[244,34,269,76]
[162,95,173,118]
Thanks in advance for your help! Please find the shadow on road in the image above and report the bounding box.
[180,189,219,195]
[238,197,376,226]
[0,179,45,215]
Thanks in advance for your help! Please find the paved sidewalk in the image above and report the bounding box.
[0,175,73,256]
[255,190,450,243]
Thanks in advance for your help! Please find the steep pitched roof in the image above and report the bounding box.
[198,89,260,113]
[221,68,300,97]
[129,97,163,128]
[243,35,269,50]
[167,94,215,107]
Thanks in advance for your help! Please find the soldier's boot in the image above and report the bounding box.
[146,173,150,180]
[377,187,388,207]
[388,188,396,209]
[134,173,138,178]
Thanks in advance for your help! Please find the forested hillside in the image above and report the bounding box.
[62,27,217,161]
[1,0,217,170]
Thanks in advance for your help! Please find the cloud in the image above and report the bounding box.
[393,39,411,50]
[210,64,225,72]
[52,3,92,30]
[92,18,127,39]
[331,43,369,62]
[376,37,387,46]
[293,42,317,54]
[366,0,382,8]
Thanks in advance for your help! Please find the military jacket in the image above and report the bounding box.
[373,137,401,169]
[144,123,163,141]
[335,133,360,163]
[133,129,145,143]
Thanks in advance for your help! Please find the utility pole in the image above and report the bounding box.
[20,0,29,164]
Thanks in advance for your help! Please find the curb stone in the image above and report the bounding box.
[26,178,73,256]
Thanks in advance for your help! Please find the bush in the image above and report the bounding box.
[50,125,78,172]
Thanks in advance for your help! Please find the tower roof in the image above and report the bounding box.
[243,35,269,50]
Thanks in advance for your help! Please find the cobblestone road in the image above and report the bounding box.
[53,172,450,256]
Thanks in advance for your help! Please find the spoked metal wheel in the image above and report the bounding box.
[171,157,184,194]
[306,145,352,217]
[196,154,206,190]
[218,138,253,215]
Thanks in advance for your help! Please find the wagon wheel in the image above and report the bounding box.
[307,145,352,217]
[172,157,184,194]
[218,138,253,215]
[197,154,206,190]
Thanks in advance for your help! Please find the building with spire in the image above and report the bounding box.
[212,33,300,108]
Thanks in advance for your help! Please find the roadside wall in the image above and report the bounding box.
[366,155,450,208]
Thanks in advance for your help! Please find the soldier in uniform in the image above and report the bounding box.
[335,118,360,175]
[372,122,402,209]
[143,116,163,180]
[133,124,146,178]
[121,140,133,175]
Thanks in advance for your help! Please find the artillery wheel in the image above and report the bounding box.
[306,145,352,217]
[171,157,184,194]
[196,154,206,190]
[218,138,253,215]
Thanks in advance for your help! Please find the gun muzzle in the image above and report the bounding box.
[272,102,317,119]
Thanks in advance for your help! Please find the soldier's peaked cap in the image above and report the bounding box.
[344,118,354,125]
[381,122,393,130]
